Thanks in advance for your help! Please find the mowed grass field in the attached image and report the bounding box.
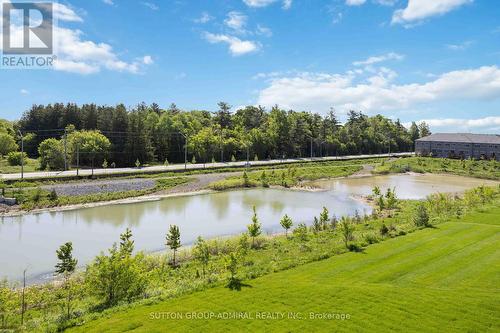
[70,208,500,333]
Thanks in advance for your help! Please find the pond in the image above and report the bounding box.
[0,173,497,282]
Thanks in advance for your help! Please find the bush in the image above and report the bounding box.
[293,223,308,241]
[0,133,18,156]
[413,203,430,227]
[6,152,27,166]
[48,189,58,201]
[347,243,363,252]
[379,223,389,236]
[364,233,379,244]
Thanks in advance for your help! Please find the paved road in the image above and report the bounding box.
[0,152,414,181]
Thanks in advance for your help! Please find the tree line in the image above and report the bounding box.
[2,102,431,169]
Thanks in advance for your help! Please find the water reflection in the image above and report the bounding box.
[1,173,497,282]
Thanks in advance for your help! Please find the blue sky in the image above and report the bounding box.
[1,0,499,133]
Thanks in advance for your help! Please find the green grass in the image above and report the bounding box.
[374,157,500,180]
[0,157,39,174]
[68,206,500,333]
[208,164,364,190]
[8,177,191,211]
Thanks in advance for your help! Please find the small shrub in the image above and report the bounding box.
[48,189,58,201]
[347,243,362,252]
[7,151,27,166]
[413,203,430,227]
[379,223,389,236]
[293,223,308,241]
[364,233,379,244]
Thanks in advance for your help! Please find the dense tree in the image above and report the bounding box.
[418,122,431,138]
[38,138,66,170]
[67,130,111,169]
[85,230,146,307]
[16,103,421,169]
[0,133,18,156]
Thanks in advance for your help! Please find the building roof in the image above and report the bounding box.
[416,133,500,144]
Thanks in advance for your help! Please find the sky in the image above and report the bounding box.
[0,0,499,133]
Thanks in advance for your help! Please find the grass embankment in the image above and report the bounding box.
[0,157,39,174]
[2,177,191,211]
[70,202,500,333]
[208,163,364,190]
[374,157,500,180]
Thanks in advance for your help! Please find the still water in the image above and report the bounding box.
[0,174,497,282]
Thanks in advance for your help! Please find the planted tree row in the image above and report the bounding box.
[1,103,430,169]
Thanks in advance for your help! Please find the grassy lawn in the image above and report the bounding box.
[0,157,39,174]
[69,207,500,333]
[208,164,364,190]
[374,157,500,180]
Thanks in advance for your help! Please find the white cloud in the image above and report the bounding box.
[346,0,396,7]
[141,2,159,10]
[406,117,500,133]
[282,0,293,10]
[392,0,473,25]
[194,12,213,24]
[175,72,187,80]
[243,0,292,9]
[375,0,398,6]
[353,52,404,66]
[54,27,146,74]
[256,24,273,37]
[31,2,83,22]
[0,2,152,75]
[53,59,100,75]
[446,40,473,51]
[20,89,29,95]
[203,32,260,56]
[224,11,247,32]
[102,0,114,5]
[255,66,500,114]
[142,55,154,65]
[346,0,366,6]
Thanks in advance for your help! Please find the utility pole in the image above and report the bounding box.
[180,133,188,171]
[246,146,250,170]
[21,268,27,325]
[219,128,223,163]
[63,129,68,171]
[18,130,24,179]
[310,137,313,160]
[76,144,80,176]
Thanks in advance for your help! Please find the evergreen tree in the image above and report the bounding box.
[166,225,181,266]
[119,228,134,257]
[247,206,262,248]
[55,242,78,319]
[319,207,329,230]
[280,214,293,237]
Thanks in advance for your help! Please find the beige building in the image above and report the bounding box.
[415,133,500,161]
